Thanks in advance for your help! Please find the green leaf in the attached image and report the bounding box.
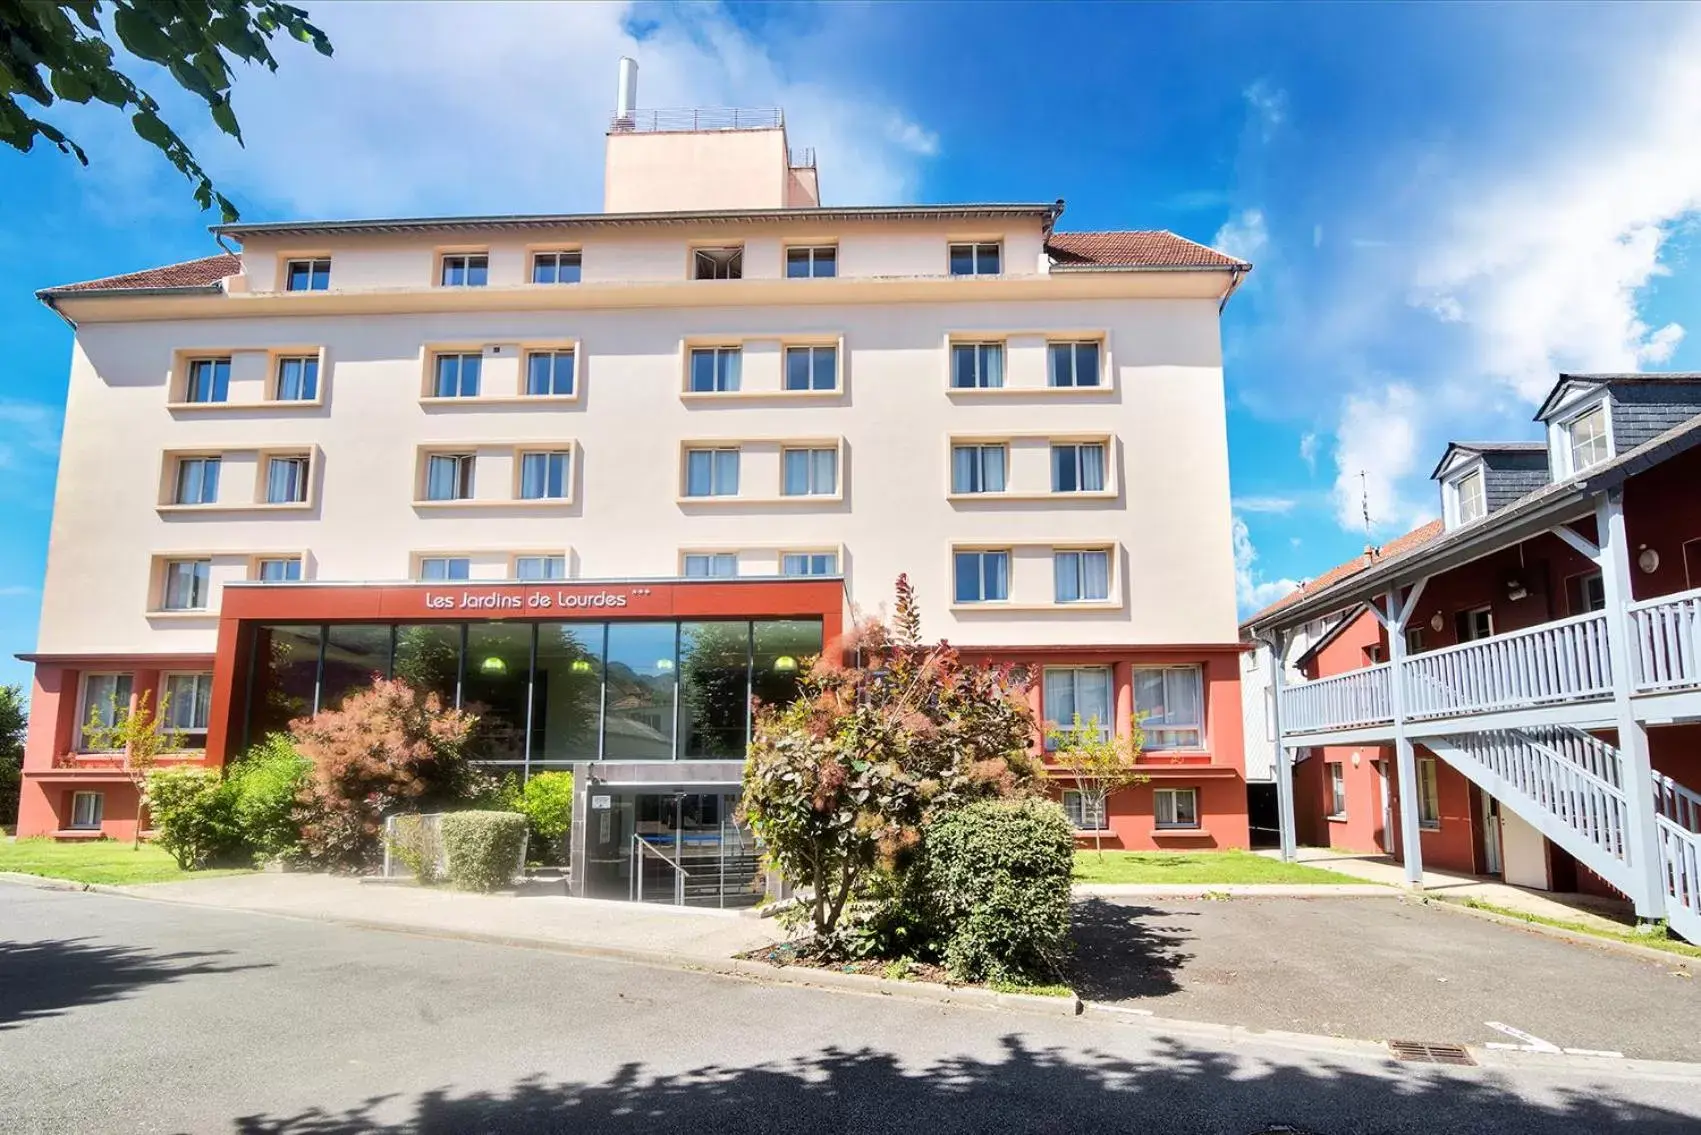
[113,6,177,63]
[208,98,240,141]
[130,109,174,151]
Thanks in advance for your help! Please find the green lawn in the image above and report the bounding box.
[0,838,253,886]
[1071,849,1369,886]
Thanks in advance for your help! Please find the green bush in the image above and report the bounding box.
[144,766,242,869]
[923,798,1075,984]
[439,811,528,892]
[510,771,574,865]
[226,735,312,861]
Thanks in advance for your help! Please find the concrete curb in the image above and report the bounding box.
[1423,894,1699,970]
[0,871,97,892]
[717,958,1084,1018]
[1072,883,1393,898]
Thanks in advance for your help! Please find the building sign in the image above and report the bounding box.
[591,795,612,810]
[423,588,638,612]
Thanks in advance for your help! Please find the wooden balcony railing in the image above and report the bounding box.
[1630,586,1701,694]
[1281,663,1393,734]
[1402,611,1613,720]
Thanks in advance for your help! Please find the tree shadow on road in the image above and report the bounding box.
[1066,898,1194,1001]
[232,1032,1697,1134]
[0,937,267,1030]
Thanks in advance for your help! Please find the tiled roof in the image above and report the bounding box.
[1242,519,1444,627]
[1046,230,1249,271]
[43,253,240,295]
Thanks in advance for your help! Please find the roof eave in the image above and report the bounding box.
[1048,262,1248,274]
[37,284,226,301]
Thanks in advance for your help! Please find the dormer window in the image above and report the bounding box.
[1566,404,1610,473]
[1448,467,1486,527]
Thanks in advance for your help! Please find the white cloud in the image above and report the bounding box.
[1232,495,1297,515]
[1214,208,1268,263]
[0,585,39,598]
[1329,383,1433,535]
[1233,515,1299,614]
[1244,80,1288,141]
[885,115,940,157]
[1298,432,1318,473]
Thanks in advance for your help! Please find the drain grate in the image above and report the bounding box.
[1389,1039,1476,1066]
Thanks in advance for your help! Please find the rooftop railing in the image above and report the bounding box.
[610,107,784,134]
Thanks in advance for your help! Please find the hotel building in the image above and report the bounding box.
[19,61,1251,902]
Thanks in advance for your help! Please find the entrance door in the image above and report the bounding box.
[1480,792,1503,876]
[1374,760,1394,854]
[620,791,763,908]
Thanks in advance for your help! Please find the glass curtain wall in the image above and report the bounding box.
[463,624,532,764]
[531,623,604,768]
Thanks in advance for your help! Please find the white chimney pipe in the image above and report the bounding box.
[616,57,638,122]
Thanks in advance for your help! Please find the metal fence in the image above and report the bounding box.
[381,812,528,884]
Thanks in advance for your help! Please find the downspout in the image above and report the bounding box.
[1218,266,1247,314]
[37,292,76,331]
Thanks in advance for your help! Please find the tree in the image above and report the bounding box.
[1043,713,1149,859]
[0,684,25,828]
[82,688,182,848]
[1,1,333,220]
[891,573,922,649]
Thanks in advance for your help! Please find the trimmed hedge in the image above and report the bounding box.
[924,797,1075,984]
[440,810,529,892]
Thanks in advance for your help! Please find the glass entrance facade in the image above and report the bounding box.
[581,790,761,907]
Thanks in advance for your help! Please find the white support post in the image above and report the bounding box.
[1385,585,1426,887]
[1265,631,1298,862]
[1596,490,1667,921]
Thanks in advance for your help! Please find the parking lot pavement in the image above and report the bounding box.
[1070,895,1701,1062]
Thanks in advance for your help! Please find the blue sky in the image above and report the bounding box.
[4,1,1701,693]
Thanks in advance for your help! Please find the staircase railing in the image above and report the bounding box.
[1656,771,1701,834]
[1281,662,1393,733]
[1404,611,1614,720]
[1629,586,1701,694]
[1436,730,1628,864]
[1656,817,1701,927]
[631,834,689,906]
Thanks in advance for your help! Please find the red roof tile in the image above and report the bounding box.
[1046,230,1248,270]
[1243,519,1444,626]
[45,253,240,295]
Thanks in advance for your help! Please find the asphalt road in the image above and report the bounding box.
[1072,896,1701,1062]
[3,883,1700,1134]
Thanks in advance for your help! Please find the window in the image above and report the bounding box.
[1365,644,1386,665]
[284,258,331,292]
[525,350,575,397]
[184,357,230,404]
[1155,788,1200,830]
[1327,763,1347,817]
[425,454,474,501]
[1043,667,1112,740]
[1455,606,1494,643]
[1405,628,1425,654]
[432,353,481,398]
[689,347,742,393]
[1566,571,1606,615]
[256,557,302,582]
[519,451,571,500]
[683,553,738,578]
[1051,443,1106,493]
[531,251,581,284]
[782,552,837,576]
[684,448,740,497]
[954,550,1009,603]
[1418,757,1441,829]
[948,241,1001,276]
[70,792,104,830]
[784,345,837,391]
[786,245,836,278]
[950,342,1004,389]
[1567,404,1610,472]
[515,555,567,581]
[693,246,743,280]
[440,253,488,287]
[1061,790,1106,832]
[79,674,132,750]
[274,355,319,401]
[1048,341,1101,388]
[1135,666,1204,749]
[419,557,471,581]
[173,456,220,505]
[1054,550,1111,603]
[951,444,1007,494]
[1454,468,1486,525]
[265,455,311,504]
[782,447,838,496]
[162,558,211,611]
[164,673,213,746]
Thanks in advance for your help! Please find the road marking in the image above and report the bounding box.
[1484,1021,1622,1059]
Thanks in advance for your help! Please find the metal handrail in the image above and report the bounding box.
[631,833,691,905]
[610,107,783,134]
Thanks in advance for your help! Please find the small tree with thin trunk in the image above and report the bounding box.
[83,689,183,847]
[1043,713,1148,859]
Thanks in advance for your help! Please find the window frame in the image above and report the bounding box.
[1134,665,1205,750]
[182,356,232,405]
[1565,402,1612,474]
[1060,789,1108,832]
[692,246,744,280]
[160,558,212,612]
[516,449,573,502]
[77,673,133,752]
[686,346,743,394]
[780,551,838,577]
[785,244,837,279]
[530,250,582,285]
[950,443,1008,494]
[947,241,1002,276]
[172,455,221,506]
[1418,757,1441,830]
[418,556,472,582]
[513,554,568,581]
[428,351,483,399]
[953,549,1011,604]
[162,671,214,747]
[1042,666,1113,744]
[70,791,104,830]
[262,453,312,506]
[682,552,739,579]
[1047,340,1103,388]
[438,252,490,288]
[422,452,476,502]
[682,447,741,498]
[1448,466,1487,527]
[1050,441,1108,494]
[283,257,331,292]
[782,343,839,392]
[273,353,321,402]
[1053,548,1112,604]
[1455,605,1495,643]
[1154,787,1200,830]
[254,557,303,583]
[523,348,577,398]
[949,340,1005,389]
[1565,570,1606,616]
[1326,762,1347,818]
[780,446,839,497]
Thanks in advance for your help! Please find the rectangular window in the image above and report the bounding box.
[1566,571,1606,615]
[184,357,230,404]
[951,444,1007,493]
[425,454,474,501]
[518,451,571,500]
[688,347,742,393]
[1327,763,1347,817]
[1061,789,1106,832]
[274,355,319,401]
[781,552,837,577]
[1418,757,1441,829]
[1043,666,1112,739]
[419,557,471,581]
[693,247,743,280]
[1455,606,1494,643]
[1455,469,1486,525]
[1051,443,1107,493]
[439,253,488,287]
[515,555,567,581]
[173,456,220,505]
[1405,628,1425,654]
[164,673,213,745]
[284,258,331,292]
[684,448,740,497]
[784,345,837,391]
[1155,788,1200,829]
[948,241,1001,276]
[781,447,837,496]
[524,350,575,397]
[162,559,211,611]
[256,557,302,582]
[265,455,311,504]
[80,674,132,750]
[785,245,837,278]
[70,791,104,830]
[1135,666,1204,749]
[531,251,581,284]
[1054,549,1111,603]
[432,353,482,398]
[1568,405,1610,472]
[683,553,738,578]
[950,342,1004,389]
[1048,341,1101,388]
[953,550,1009,603]
[1365,644,1386,665]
